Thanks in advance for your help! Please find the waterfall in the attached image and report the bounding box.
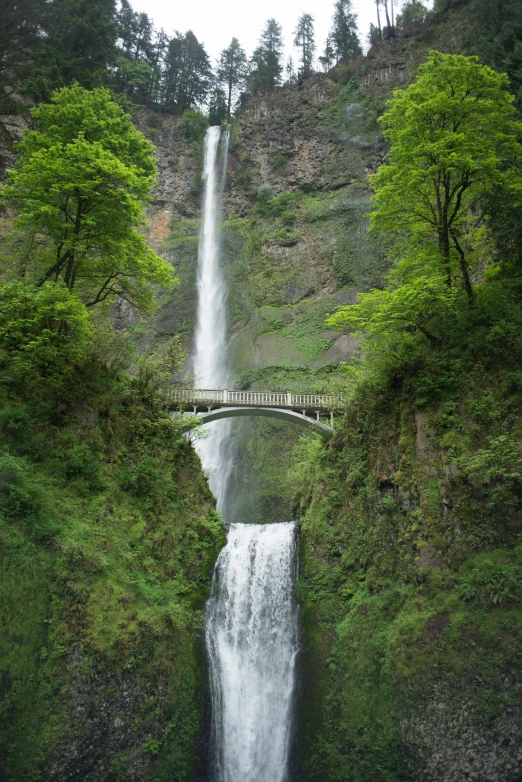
[206,523,299,782]
[193,127,298,781]
[193,125,232,511]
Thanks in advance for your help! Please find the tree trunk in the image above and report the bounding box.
[376,1,382,38]
[438,223,452,288]
[451,229,475,304]
[383,0,393,36]
[227,80,232,125]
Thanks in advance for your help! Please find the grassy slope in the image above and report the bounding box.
[0,362,224,781]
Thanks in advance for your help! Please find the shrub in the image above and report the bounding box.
[0,282,93,391]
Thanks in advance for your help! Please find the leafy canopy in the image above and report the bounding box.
[370,51,522,298]
[329,52,522,353]
[1,84,175,310]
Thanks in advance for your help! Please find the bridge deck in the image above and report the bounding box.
[165,388,344,410]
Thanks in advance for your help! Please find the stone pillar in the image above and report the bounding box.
[287,391,292,407]
[223,388,228,404]
[330,411,334,427]
[316,410,320,421]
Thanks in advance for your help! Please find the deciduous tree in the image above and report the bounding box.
[1,85,174,310]
[370,52,522,301]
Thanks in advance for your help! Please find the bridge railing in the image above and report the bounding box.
[164,388,344,410]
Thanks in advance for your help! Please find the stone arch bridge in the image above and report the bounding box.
[165,389,345,440]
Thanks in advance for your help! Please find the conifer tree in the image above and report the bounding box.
[248,19,283,92]
[285,57,297,84]
[319,34,336,71]
[207,84,228,125]
[162,31,212,111]
[26,0,117,98]
[0,0,46,152]
[330,0,362,62]
[217,38,248,123]
[294,13,316,79]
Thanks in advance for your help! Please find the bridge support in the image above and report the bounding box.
[178,406,335,440]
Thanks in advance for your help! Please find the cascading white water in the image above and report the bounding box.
[193,126,298,781]
[193,126,232,511]
[206,523,299,782]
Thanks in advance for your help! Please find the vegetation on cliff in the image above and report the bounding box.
[293,49,522,782]
[0,89,223,780]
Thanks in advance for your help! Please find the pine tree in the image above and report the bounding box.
[319,34,336,71]
[162,31,212,111]
[294,13,315,79]
[0,0,47,154]
[217,38,248,123]
[285,57,297,84]
[330,0,362,62]
[207,83,228,125]
[26,0,117,99]
[248,19,283,92]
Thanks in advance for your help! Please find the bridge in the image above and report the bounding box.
[164,389,345,440]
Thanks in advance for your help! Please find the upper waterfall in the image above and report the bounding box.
[192,126,232,510]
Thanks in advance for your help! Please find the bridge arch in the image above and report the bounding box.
[179,406,335,440]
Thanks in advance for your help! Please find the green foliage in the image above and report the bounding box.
[24,0,117,100]
[161,31,212,111]
[248,19,284,93]
[0,310,224,779]
[329,0,362,62]
[294,13,316,80]
[371,51,522,298]
[180,108,209,142]
[269,227,299,246]
[2,84,175,310]
[217,38,248,123]
[0,281,93,392]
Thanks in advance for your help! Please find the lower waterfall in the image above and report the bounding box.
[206,523,299,782]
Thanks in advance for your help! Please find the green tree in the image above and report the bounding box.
[162,31,212,111]
[294,13,316,79]
[396,0,430,34]
[1,85,174,310]
[469,0,522,114]
[330,0,362,62]
[0,281,93,392]
[319,34,336,71]
[370,51,522,302]
[207,84,228,126]
[0,0,46,153]
[217,38,248,123]
[25,0,117,99]
[249,19,284,92]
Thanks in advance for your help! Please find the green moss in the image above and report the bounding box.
[0,355,224,781]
